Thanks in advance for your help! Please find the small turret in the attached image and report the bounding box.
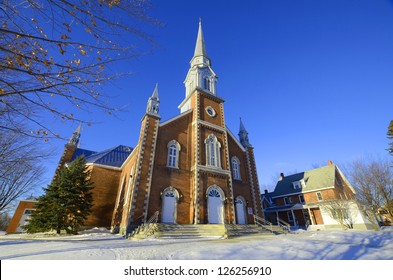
[68,123,81,147]
[146,83,160,118]
[238,118,251,148]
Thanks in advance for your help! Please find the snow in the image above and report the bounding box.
[1,227,392,260]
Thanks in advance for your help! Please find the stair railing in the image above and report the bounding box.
[142,211,160,237]
[276,217,291,232]
[253,214,274,233]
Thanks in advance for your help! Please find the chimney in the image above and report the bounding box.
[264,189,268,194]
[328,160,333,166]
[279,173,284,181]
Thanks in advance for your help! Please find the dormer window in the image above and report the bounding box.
[292,179,306,190]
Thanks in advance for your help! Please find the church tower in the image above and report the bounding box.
[180,19,218,113]
[113,20,262,234]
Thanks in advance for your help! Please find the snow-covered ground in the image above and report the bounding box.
[1,227,392,260]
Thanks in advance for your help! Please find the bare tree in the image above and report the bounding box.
[0,0,160,139]
[321,199,357,229]
[0,212,11,230]
[345,157,393,224]
[0,129,47,212]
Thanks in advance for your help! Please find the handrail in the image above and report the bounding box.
[142,211,159,237]
[253,214,274,233]
[276,217,291,232]
[253,215,291,233]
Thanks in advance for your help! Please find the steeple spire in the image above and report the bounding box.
[190,18,211,67]
[146,83,160,118]
[68,123,82,147]
[180,19,218,113]
[238,118,251,148]
[193,18,208,58]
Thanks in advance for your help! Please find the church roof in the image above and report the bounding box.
[71,148,97,161]
[83,145,133,168]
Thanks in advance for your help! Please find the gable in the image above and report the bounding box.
[271,164,336,198]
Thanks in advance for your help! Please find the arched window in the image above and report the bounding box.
[203,77,210,91]
[167,140,181,168]
[205,134,221,168]
[232,157,241,180]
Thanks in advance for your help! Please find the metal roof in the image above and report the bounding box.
[82,145,133,168]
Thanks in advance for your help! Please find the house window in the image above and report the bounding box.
[299,195,305,204]
[24,209,35,215]
[167,140,181,168]
[284,197,292,205]
[205,134,221,168]
[292,179,306,189]
[287,211,294,222]
[231,157,241,180]
[316,192,323,201]
[293,181,301,189]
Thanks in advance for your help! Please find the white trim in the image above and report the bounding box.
[198,120,226,132]
[231,156,241,180]
[270,186,335,199]
[205,134,221,168]
[166,140,181,168]
[85,163,121,171]
[193,165,231,176]
[160,110,193,127]
[226,127,247,152]
[120,145,138,169]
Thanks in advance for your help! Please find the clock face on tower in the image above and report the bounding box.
[205,106,216,117]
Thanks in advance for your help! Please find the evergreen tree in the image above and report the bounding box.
[25,157,93,234]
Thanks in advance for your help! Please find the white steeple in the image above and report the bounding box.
[180,19,218,113]
[191,18,211,67]
[146,83,160,118]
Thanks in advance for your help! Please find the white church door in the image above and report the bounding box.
[235,197,247,224]
[207,187,224,224]
[161,188,178,224]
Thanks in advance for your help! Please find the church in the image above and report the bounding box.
[51,21,263,235]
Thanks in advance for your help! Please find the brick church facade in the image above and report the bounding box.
[53,21,263,235]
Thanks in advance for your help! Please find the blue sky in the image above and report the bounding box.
[42,0,393,192]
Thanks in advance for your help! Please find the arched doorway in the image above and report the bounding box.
[161,187,179,223]
[207,186,225,224]
[235,196,247,224]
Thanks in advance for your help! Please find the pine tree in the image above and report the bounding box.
[25,157,93,234]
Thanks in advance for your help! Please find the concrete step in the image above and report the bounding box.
[226,224,285,237]
[130,223,285,240]
[156,224,226,239]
